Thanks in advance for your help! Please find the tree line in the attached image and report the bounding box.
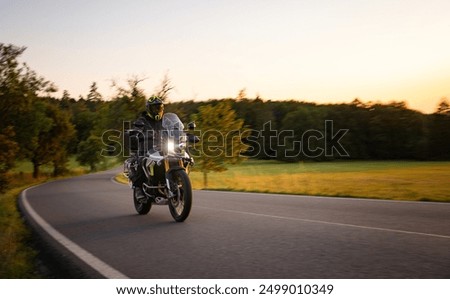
[1,43,449,191]
[169,96,450,161]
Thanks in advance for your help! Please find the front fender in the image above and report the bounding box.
[167,166,186,175]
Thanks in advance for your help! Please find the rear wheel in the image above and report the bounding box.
[133,188,152,215]
[168,170,192,222]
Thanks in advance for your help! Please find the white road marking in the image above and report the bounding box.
[197,206,450,240]
[21,186,129,279]
[196,189,449,205]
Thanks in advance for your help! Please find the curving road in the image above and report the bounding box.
[19,168,450,279]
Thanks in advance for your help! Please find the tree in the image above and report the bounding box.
[192,101,249,188]
[74,75,174,170]
[22,101,75,178]
[0,127,18,192]
[85,81,103,111]
[279,105,326,161]
[428,98,450,159]
[1,44,57,125]
[87,82,102,102]
[48,104,76,176]
[73,109,96,143]
[154,73,174,102]
[0,44,30,127]
[232,98,275,159]
[1,43,58,168]
[436,98,450,115]
[236,88,247,101]
[76,135,104,172]
[110,76,146,103]
[367,102,425,159]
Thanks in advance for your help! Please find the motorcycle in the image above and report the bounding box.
[123,113,198,222]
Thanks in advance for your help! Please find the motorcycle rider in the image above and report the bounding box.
[129,95,165,201]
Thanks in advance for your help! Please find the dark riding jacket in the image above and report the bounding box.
[133,111,163,156]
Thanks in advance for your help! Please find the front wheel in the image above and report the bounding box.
[168,170,192,222]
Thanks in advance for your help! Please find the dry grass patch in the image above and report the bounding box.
[189,161,450,202]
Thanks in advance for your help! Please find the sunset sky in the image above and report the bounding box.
[1,0,450,113]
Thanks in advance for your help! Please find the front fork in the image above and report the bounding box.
[165,158,188,199]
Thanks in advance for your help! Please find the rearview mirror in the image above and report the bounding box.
[187,122,196,130]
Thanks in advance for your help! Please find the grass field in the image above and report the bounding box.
[11,157,119,178]
[188,160,450,202]
[0,179,47,278]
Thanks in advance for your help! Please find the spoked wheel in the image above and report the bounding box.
[133,188,152,215]
[168,170,192,222]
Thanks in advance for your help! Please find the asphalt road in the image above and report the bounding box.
[19,168,450,279]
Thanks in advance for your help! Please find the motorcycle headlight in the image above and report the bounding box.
[167,140,175,154]
[167,139,185,154]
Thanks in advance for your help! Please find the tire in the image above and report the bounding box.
[168,170,192,222]
[133,188,152,215]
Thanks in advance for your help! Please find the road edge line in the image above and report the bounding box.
[20,185,129,279]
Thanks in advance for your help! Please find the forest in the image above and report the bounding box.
[1,43,450,192]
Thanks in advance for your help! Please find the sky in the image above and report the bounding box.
[1,0,450,113]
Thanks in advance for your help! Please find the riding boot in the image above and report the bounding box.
[134,186,146,201]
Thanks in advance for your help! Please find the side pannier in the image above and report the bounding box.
[124,129,141,153]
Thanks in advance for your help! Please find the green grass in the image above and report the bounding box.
[188,160,450,202]
[12,156,119,176]
[0,180,46,278]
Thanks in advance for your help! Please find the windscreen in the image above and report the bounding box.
[162,113,184,131]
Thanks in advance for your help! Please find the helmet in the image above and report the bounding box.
[146,96,164,120]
